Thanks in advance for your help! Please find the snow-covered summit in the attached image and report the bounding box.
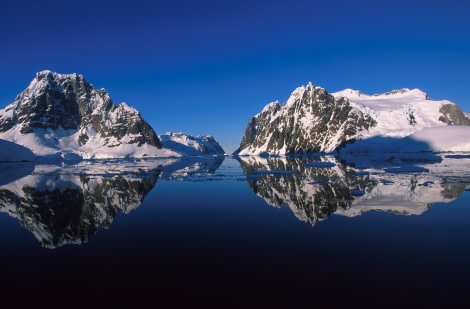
[285,82,325,107]
[159,132,225,156]
[332,86,469,139]
[0,70,178,159]
[236,82,470,155]
[333,87,429,101]
[332,88,365,99]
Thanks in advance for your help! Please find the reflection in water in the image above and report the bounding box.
[0,165,160,248]
[0,162,35,186]
[0,156,225,248]
[1,154,469,246]
[159,156,225,180]
[239,156,377,225]
[238,155,470,225]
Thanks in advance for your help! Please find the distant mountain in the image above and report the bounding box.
[0,70,177,159]
[159,132,225,156]
[235,82,470,155]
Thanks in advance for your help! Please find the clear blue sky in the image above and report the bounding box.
[1,0,469,153]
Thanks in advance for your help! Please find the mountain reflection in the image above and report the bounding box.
[0,156,224,248]
[239,156,377,225]
[238,155,470,225]
[159,156,225,180]
[0,163,160,248]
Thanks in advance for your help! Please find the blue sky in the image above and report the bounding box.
[1,0,469,153]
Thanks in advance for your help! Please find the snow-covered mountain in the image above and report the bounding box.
[235,82,470,155]
[0,70,178,159]
[159,132,225,156]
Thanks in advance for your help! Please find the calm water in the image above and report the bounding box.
[1,155,469,307]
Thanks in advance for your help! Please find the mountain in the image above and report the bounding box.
[159,132,225,156]
[235,82,470,155]
[0,70,177,159]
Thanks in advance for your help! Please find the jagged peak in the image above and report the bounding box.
[27,70,91,97]
[161,131,192,139]
[261,100,281,113]
[35,70,83,82]
[291,82,325,94]
[0,71,164,157]
[36,69,53,78]
[117,102,139,114]
[285,82,328,106]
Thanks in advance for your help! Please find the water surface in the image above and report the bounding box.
[1,155,469,306]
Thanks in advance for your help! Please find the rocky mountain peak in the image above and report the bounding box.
[0,71,162,157]
[159,132,225,156]
[236,82,469,156]
[236,83,376,155]
[286,82,328,107]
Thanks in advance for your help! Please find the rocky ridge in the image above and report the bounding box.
[236,82,469,155]
[0,71,168,158]
[159,132,225,156]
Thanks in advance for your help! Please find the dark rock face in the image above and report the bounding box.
[0,70,161,148]
[439,104,470,125]
[236,83,376,155]
[199,135,225,154]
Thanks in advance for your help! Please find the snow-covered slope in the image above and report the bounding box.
[236,83,376,155]
[236,83,470,155]
[0,71,178,159]
[159,132,225,156]
[342,125,470,153]
[332,88,469,138]
[0,139,34,162]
